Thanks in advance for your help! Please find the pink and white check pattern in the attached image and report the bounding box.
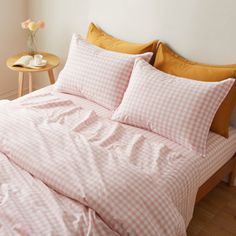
[1,89,236,235]
[112,58,234,156]
[0,96,192,236]
[55,34,152,110]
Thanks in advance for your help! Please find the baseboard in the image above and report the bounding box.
[0,88,30,100]
[0,89,18,100]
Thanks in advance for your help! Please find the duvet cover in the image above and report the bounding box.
[0,93,200,236]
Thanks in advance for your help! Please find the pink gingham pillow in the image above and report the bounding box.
[55,34,153,110]
[112,58,234,156]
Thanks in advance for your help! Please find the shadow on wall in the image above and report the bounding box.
[0,0,28,98]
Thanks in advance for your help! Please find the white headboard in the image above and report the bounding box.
[88,0,236,127]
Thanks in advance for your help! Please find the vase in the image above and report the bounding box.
[27,32,37,55]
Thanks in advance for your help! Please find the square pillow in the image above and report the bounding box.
[154,42,236,138]
[87,22,158,62]
[112,58,234,156]
[55,34,153,110]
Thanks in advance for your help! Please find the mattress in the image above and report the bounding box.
[24,85,236,188]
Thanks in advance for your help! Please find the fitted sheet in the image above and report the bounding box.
[24,85,236,188]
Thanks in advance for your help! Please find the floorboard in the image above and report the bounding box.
[187,182,236,236]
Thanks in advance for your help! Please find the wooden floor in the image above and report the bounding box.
[187,182,236,236]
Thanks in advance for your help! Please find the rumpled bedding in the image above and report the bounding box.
[0,93,200,236]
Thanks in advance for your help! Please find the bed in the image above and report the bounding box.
[18,86,236,192]
[40,86,236,192]
[0,85,235,236]
[1,25,236,236]
[51,87,236,191]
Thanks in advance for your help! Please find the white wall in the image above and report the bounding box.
[88,0,236,64]
[0,0,28,99]
[27,0,236,80]
[27,0,89,89]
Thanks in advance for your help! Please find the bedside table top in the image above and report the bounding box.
[6,52,60,72]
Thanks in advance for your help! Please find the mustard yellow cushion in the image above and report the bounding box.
[154,43,236,138]
[87,23,158,57]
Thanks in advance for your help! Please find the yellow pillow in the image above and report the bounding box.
[87,23,158,57]
[154,43,236,138]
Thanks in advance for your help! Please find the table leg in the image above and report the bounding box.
[18,72,24,97]
[28,72,33,93]
[48,69,55,84]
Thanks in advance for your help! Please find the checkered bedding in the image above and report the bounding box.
[0,88,235,236]
[0,86,236,236]
[55,34,152,110]
[112,58,234,156]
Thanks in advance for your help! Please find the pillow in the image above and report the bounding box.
[154,42,236,138]
[87,23,158,55]
[55,34,153,110]
[112,58,234,156]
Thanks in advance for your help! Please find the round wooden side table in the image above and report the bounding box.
[6,52,60,97]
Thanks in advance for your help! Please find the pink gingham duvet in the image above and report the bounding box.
[0,93,200,236]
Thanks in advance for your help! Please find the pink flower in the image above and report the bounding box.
[21,19,31,29]
[37,21,45,29]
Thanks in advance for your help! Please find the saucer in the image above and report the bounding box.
[29,59,47,67]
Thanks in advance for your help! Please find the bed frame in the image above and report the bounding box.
[195,153,236,203]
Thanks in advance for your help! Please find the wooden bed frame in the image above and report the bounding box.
[195,153,236,203]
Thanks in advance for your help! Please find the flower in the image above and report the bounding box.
[21,19,31,29]
[28,21,38,31]
[21,19,45,55]
[37,21,45,29]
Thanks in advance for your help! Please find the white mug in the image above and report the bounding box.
[34,54,43,65]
